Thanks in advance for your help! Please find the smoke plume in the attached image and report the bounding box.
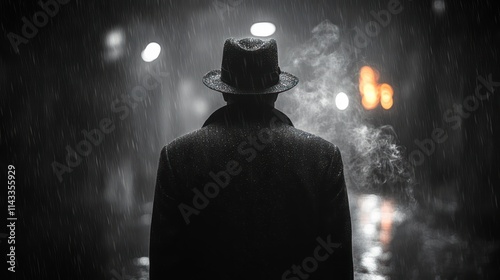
[279,20,414,201]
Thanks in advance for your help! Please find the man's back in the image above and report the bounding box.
[150,104,353,279]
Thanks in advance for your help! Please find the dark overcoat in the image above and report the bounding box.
[150,103,353,280]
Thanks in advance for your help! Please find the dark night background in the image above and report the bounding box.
[1,0,499,279]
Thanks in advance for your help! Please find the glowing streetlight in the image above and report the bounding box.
[250,22,276,37]
[141,42,161,62]
[335,92,349,110]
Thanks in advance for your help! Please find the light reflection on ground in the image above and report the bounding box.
[353,193,406,279]
[119,191,498,279]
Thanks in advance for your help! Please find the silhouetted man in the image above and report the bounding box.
[150,38,353,279]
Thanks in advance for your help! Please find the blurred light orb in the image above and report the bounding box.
[106,29,124,48]
[432,0,446,14]
[360,66,378,84]
[381,98,394,110]
[364,91,377,104]
[362,97,378,110]
[250,22,276,37]
[141,42,161,62]
[381,94,391,103]
[133,257,150,266]
[104,29,125,61]
[335,92,349,110]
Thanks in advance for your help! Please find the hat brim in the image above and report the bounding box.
[202,70,299,94]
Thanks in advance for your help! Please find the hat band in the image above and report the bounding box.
[220,67,281,90]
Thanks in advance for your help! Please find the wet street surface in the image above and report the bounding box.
[110,192,499,280]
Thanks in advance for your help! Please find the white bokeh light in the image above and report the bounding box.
[104,29,125,61]
[141,42,161,62]
[133,257,150,266]
[432,0,446,14]
[250,22,276,37]
[335,92,349,110]
[106,30,124,48]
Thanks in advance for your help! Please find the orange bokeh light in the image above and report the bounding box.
[379,83,393,97]
[381,94,392,103]
[381,97,394,110]
[364,91,378,104]
[362,97,379,110]
[361,83,377,98]
[360,66,379,83]
[359,67,394,110]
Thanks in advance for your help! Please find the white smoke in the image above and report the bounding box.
[279,20,414,201]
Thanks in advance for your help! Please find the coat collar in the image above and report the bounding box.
[202,103,294,128]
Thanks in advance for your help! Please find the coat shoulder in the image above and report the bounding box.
[286,126,341,154]
[161,127,212,157]
[162,125,342,163]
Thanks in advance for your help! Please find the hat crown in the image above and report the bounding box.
[202,37,298,94]
[232,37,270,51]
[220,38,281,91]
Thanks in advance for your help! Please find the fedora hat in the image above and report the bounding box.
[203,38,299,94]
